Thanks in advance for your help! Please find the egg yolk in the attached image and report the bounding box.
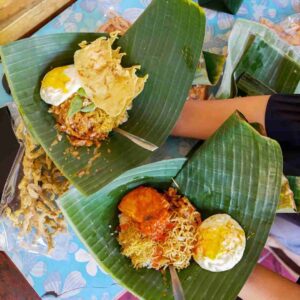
[199,227,229,259]
[41,66,70,92]
[198,222,244,260]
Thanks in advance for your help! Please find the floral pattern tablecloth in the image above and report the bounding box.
[0,0,299,299]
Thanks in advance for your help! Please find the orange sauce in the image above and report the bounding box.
[118,186,172,241]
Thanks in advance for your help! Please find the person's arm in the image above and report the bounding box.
[239,264,300,300]
[172,96,270,140]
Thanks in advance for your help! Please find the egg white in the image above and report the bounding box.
[193,214,246,272]
[40,65,82,106]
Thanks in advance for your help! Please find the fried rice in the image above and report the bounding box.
[50,97,127,147]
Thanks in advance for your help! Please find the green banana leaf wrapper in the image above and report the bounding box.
[193,51,226,86]
[250,122,298,213]
[59,112,283,300]
[287,176,300,212]
[217,19,300,99]
[234,35,300,96]
[198,0,244,14]
[215,19,299,211]
[0,0,206,196]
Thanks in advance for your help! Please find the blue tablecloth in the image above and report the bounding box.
[0,1,299,299]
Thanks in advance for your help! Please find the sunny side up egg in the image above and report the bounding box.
[40,65,82,106]
[193,214,246,272]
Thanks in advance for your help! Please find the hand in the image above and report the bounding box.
[239,264,300,300]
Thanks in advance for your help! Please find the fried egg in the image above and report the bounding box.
[193,214,246,272]
[40,65,82,106]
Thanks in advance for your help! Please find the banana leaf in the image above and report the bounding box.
[234,36,300,96]
[59,112,282,300]
[0,0,205,195]
[198,0,244,14]
[287,176,300,212]
[250,123,297,213]
[235,72,276,96]
[277,176,297,213]
[193,51,226,86]
[217,19,300,99]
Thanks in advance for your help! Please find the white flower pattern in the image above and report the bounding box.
[251,0,267,20]
[44,271,86,299]
[8,252,47,288]
[75,248,107,276]
[217,12,235,30]
[122,8,144,22]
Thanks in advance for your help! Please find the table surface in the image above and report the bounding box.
[0,0,75,45]
[0,1,299,299]
[0,252,40,300]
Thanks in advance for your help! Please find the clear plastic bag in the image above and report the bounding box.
[279,13,300,46]
[260,13,300,47]
[0,103,71,259]
[1,103,23,210]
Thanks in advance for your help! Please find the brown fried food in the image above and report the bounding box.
[3,122,70,250]
[260,18,300,46]
[50,98,127,147]
[187,85,208,101]
[97,15,131,35]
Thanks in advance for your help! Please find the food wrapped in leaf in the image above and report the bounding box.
[40,33,148,147]
[217,19,300,99]
[59,112,282,300]
[117,186,246,273]
[0,0,206,195]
